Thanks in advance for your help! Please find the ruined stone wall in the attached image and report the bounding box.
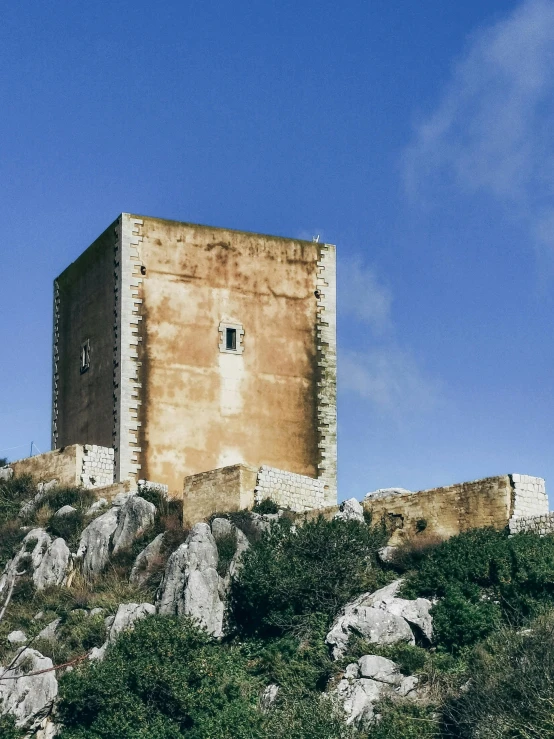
[255,465,325,512]
[363,475,515,545]
[6,444,115,490]
[183,464,258,525]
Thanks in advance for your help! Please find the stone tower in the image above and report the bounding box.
[52,214,337,503]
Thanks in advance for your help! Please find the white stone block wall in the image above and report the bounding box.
[509,511,554,535]
[510,474,548,519]
[81,445,114,488]
[315,243,337,506]
[254,466,325,512]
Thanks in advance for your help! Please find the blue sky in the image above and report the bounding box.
[2,0,553,502]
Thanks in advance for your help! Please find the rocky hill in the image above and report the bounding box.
[1,473,554,738]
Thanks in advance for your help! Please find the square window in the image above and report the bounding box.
[226,328,237,351]
[80,340,90,373]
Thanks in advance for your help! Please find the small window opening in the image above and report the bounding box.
[226,328,237,351]
[80,340,90,374]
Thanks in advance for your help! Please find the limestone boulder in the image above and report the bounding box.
[54,505,77,517]
[85,498,108,516]
[7,630,27,645]
[326,580,432,659]
[157,523,224,637]
[211,517,234,540]
[77,507,120,579]
[364,487,412,501]
[0,648,58,731]
[333,654,420,726]
[0,466,13,481]
[112,495,156,554]
[37,619,61,642]
[334,498,365,523]
[33,537,72,590]
[130,533,165,586]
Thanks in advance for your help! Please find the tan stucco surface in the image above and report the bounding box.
[363,475,514,545]
[55,221,117,449]
[136,217,321,494]
[183,464,258,525]
[10,446,83,487]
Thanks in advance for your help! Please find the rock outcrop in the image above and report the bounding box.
[364,487,412,500]
[112,496,156,554]
[0,648,58,732]
[326,580,433,658]
[33,537,72,590]
[130,533,165,586]
[334,498,365,523]
[333,654,421,725]
[77,507,120,579]
[157,523,224,637]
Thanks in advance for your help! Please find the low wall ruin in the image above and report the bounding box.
[3,445,115,489]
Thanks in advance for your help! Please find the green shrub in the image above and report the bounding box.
[261,692,357,739]
[230,516,389,637]
[366,701,439,738]
[57,616,264,739]
[444,614,554,738]
[47,511,86,550]
[0,473,35,526]
[0,715,25,738]
[402,528,554,651]
[252,498,280,514]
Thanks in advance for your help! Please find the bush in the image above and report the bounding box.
[444,614,554,738]
[366,701,439,739]
[0,715,25,738]
[57,616,264,739]
[402,528,554,651]
[252,499,280,514]
[230,516,389,637]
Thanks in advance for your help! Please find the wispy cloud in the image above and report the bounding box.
[339,257,392,335]
[338,257,440,418]
[404,0,554,253]
[340,348,439,419]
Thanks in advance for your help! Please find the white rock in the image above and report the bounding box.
[335,676,383,725]
[334,498,365,523]
[130,533,165,586]
[33,538,71,590]
[211,517,234,540]
[157,523,224,637]
[54,505,77,517]
[112,496,156,554]
[364,488,413,500]
[85,498,108,515]
[0,648,58,730]
[260,684,279,711]
[7,630,27,644]
[378,546,398,563]
[77,507,120,579]
[358,655,402,685]
[326,579,432,659]
[0,467,13,481]
[37,619,60,642]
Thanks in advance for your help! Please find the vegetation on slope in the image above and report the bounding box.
[3,471,554,737]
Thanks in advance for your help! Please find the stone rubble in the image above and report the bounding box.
[333,654,421,726]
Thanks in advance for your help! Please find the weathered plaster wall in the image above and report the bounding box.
[135,215,335,498]
[53,221,117,450]
[183,464,258,524]
[255,465,325,512]
[363,475,515,545]
[9,446,84,487]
